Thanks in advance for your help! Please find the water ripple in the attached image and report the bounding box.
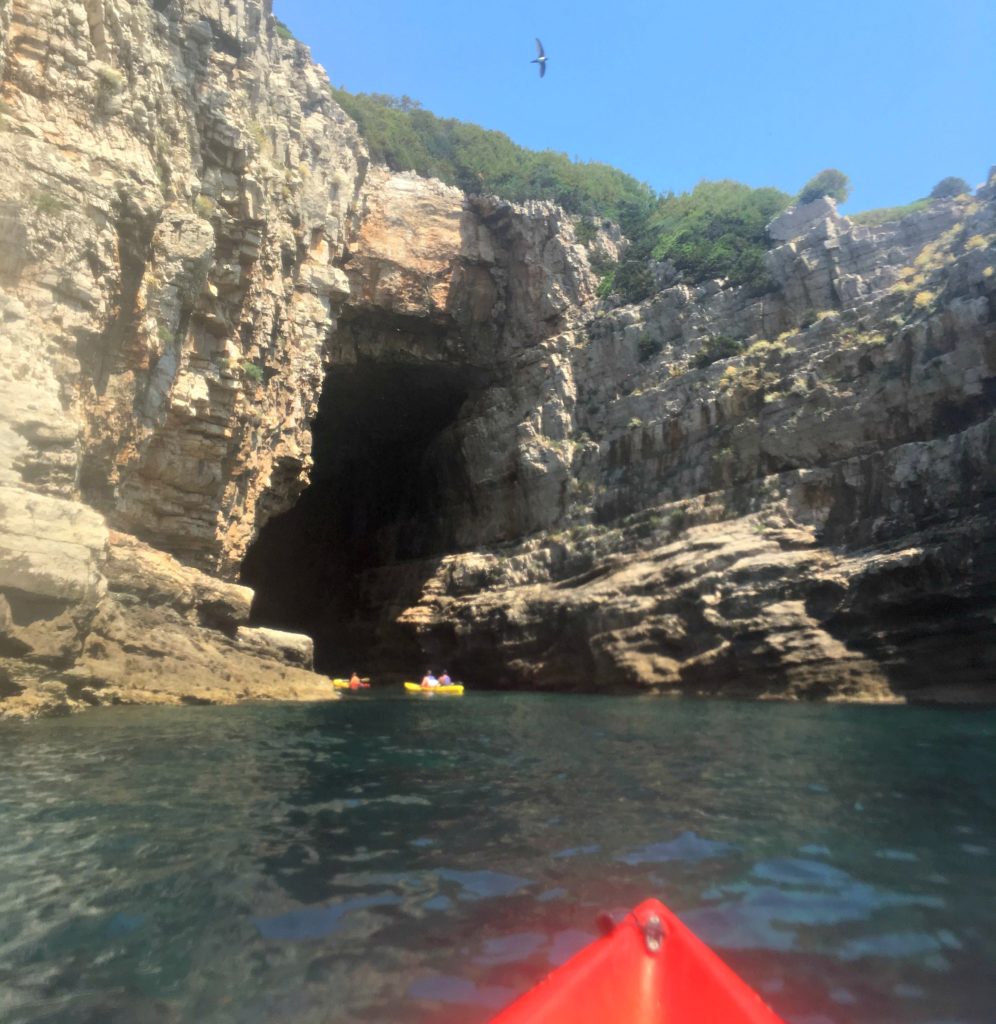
[1,698,993,1024]
[616,830,737,865]
[254,893,402,941]
[437,869,533,900]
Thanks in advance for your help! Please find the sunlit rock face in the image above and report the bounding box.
[247,167,996,701]
[1,0,363,572]
[403,186,996,702]
[0,0,357,715]
[1,0,994,714]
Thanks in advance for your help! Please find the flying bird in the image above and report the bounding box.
[531,38,548,78]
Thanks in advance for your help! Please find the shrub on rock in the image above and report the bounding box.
[929,176,971,199]
[799,168,851,205]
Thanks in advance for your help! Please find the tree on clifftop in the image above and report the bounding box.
[798,168,851,205]
[929,176,971,199]
[648,180,792,292]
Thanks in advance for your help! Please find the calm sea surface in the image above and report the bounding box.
[1,696,993,1024]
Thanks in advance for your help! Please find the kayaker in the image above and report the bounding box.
[438,670,452,686]
[348,672,363,690]
[421,670,439,688]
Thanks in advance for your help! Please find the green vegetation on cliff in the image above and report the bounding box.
[333,90,972,299]
[595,180,793,301]
[850,175,974,227]
[930,176,971,199]
[330,90,656,232]
[333,89,797,295]
[647,181,792,292]
[851,199,931,226]
[273,18,294,41]
[798,168,851,205]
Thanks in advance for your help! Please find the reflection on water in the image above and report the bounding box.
[0,696,994,1024]
[616,830,737,865]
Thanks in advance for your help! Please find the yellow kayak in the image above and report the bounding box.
[404,681,465,695]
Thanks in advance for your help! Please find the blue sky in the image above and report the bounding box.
[273,0,995,213]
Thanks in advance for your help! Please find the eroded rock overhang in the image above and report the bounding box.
[242,168,599,672]
[246,169,996,700]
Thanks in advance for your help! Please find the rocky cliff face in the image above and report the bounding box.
[241,166,599,671]
[1,0,360,715]
[398,188,996,702]
[1,0,994,717]
[246,167,996,702]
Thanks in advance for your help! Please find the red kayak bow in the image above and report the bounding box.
[489,899,785,1024]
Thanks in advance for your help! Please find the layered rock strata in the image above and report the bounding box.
[249,173,995,702]
[1,0,994,716]
[1,0,355,715]
[390,186,996,701]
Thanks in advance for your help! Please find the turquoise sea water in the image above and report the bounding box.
[1,696,994,1024]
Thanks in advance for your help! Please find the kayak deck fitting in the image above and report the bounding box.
[488,898,785,1024]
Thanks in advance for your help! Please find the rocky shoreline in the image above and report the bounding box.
[0,524,338,720]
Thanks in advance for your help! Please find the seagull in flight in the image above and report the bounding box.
[531,38,548,78]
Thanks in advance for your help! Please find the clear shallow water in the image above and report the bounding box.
[1,696,994,1024]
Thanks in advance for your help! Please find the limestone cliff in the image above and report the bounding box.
[1,0,357,715]
[247,169,996,703]
[1,0,994,717]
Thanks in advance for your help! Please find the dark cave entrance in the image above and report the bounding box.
[241,359,481,676]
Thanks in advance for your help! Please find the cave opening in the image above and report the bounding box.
[241,358,482,677]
